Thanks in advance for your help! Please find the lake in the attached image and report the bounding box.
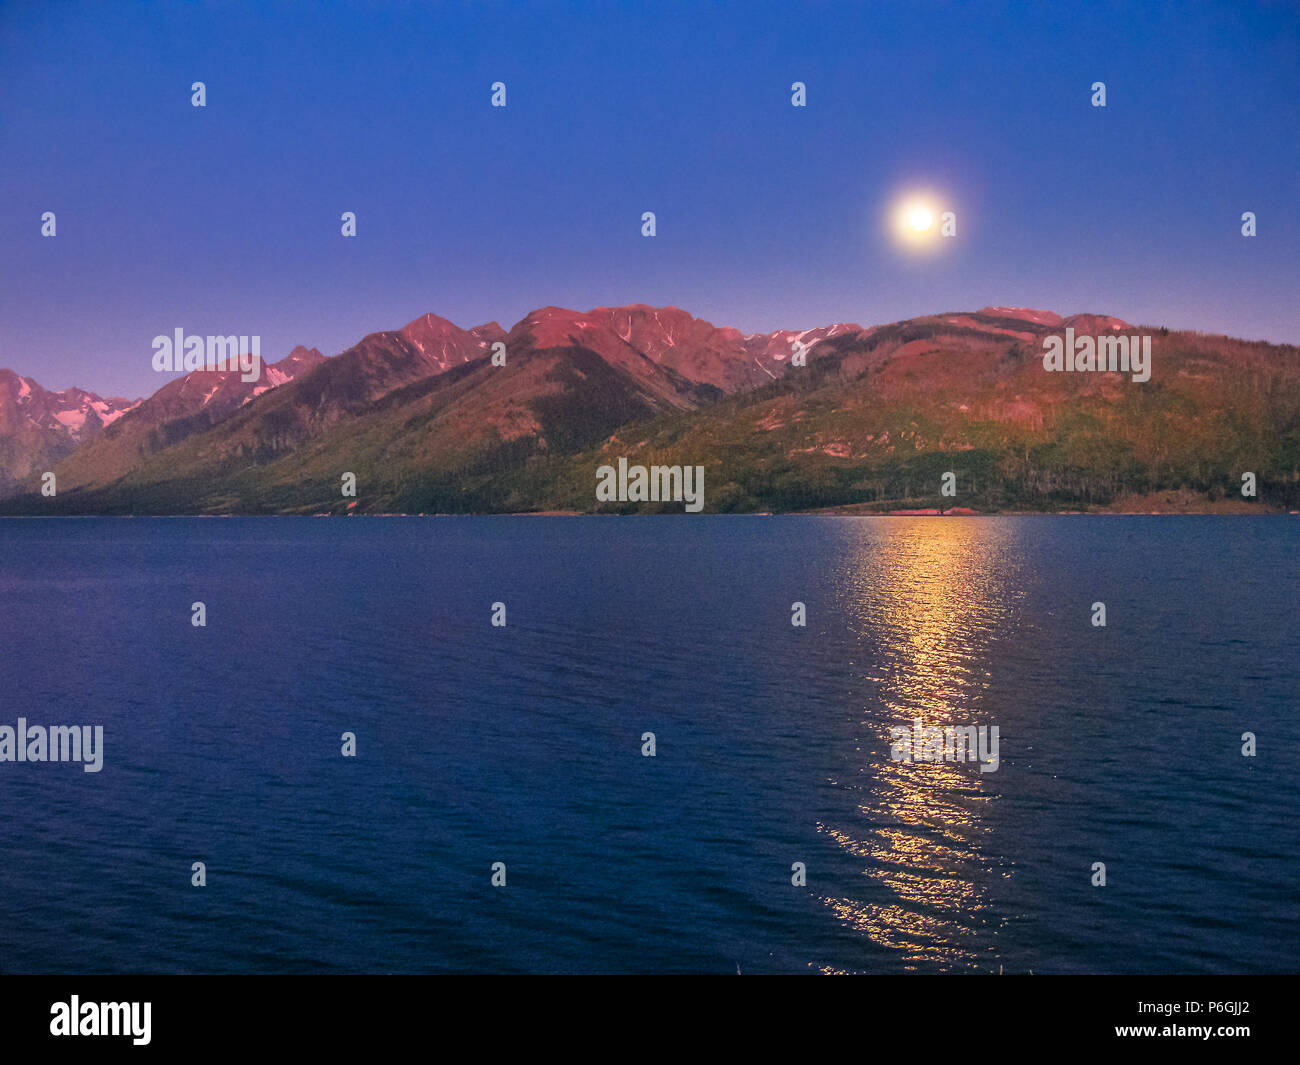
[0,516,1295,973]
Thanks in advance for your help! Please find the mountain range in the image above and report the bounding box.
[2,304,1297,515]
[0,371,139,498]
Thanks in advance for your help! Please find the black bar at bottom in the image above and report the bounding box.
[0,974,1281,1052]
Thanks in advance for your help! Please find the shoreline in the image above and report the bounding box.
[0,509,1295,520]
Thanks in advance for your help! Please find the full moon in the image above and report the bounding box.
[887,188,950,254]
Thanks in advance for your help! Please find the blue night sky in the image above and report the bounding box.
[1,0,1297,397]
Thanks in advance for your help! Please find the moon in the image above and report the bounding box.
[886,189,951,254]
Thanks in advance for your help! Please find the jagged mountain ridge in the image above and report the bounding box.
[0,371,139,496]
[2,303,1295,514]
[6,304,864,497]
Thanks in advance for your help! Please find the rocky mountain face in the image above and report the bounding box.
[46,346,327,491]
[15,305,863,500]
[2,305,1296,514]
[0,371,139,496]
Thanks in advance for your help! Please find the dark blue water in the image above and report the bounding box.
[0,516,1296,974]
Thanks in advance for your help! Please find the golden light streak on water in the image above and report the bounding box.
[818,519,1023,970]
